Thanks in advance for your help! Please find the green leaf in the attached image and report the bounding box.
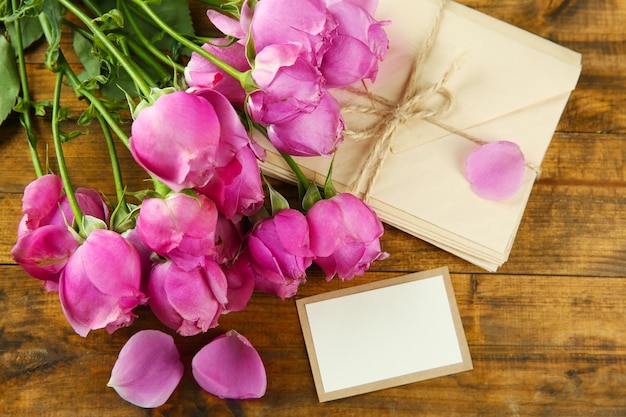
[302,182,323,211]
[0,35,20,125]
[110,199,139,234]
[73,31,101,80]
[1,0,44,22]
[93,9,124,31]
[60,129,86,142]
[103,0,194,54]
[7,16,44,50]
[323,155,337,199]
[264,177,289,215]
[81,215,108,236]
[194,0,244,16]
[42,0,62,70]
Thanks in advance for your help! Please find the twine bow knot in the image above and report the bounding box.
[344,0,460,201]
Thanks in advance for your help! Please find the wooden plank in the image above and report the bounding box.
[2,0,626,415]
[2,270,626,416]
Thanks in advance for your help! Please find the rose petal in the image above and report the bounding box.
[465,140,526,200]
[108,330,184,408]
[192,330,267,399]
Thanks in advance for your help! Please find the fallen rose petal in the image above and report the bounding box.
[192,330,267,399]
[108,330,184,408]
[465,140,526,200]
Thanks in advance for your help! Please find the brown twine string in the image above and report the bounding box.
[344,0,540,201]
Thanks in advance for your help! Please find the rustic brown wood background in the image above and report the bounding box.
[1,0,625,415]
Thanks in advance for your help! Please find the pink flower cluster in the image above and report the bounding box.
[11,0,390,409]
[185,0,389,157]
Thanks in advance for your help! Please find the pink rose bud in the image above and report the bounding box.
[465,140,526,200]
[248,209,314,298]
[59,229,146,337]
[192,330,266,399]
[11,225,79,290]
[108,330,184,408]
[130,91,222,192]
[148,259,228,336]
[136,193,218,271]
[307,193,388,281]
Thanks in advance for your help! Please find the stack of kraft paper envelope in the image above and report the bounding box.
[255,0,582,271]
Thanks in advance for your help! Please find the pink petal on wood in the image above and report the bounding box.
[192,330,267,399]
[108,330,183,408]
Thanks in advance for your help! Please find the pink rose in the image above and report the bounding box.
[250,0,336,65]
[136,193,218,271]
[130,91,222,192]
[18,174,63,234]
[206,1,253,40]
[11,225,79,291]
[59,229,146,337]
[321,0,389,88]
[248,209,314,298]
[185,40,250,106]
[196,145,265,220]
[248,43,324,125]
[307,193,388,281]
[18,174,109,236]
[265,91,344,156]
[213,214,244,265]
[148,259,228,336]
[221,251,255,313]
[13,175,110,290]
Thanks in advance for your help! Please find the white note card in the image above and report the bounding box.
[296,267,472,402]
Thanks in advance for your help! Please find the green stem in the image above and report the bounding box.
[280,152,311,190]
[80,0,104,16]
[11,0,43,177]
[51,71,84,233]
[121,1,185,75]
[129,0,246,84]
[58,0,153,99]
[98,114,125,204]
[65,18,170,85]
[63,58,131,148]
[117,36,158,91]
[125,37,174,83]
[39,12,130,148]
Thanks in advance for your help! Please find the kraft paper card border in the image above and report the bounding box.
[296,267,473,402]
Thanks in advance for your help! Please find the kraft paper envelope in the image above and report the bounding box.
[256,0,582,271]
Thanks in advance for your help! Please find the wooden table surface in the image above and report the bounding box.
[1,0,625,416]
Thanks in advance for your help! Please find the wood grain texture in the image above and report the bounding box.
[1,0,625,416]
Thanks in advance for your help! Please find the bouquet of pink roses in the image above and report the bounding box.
[2,0,389,407]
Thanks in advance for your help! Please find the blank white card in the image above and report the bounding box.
[296,267,472,402]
